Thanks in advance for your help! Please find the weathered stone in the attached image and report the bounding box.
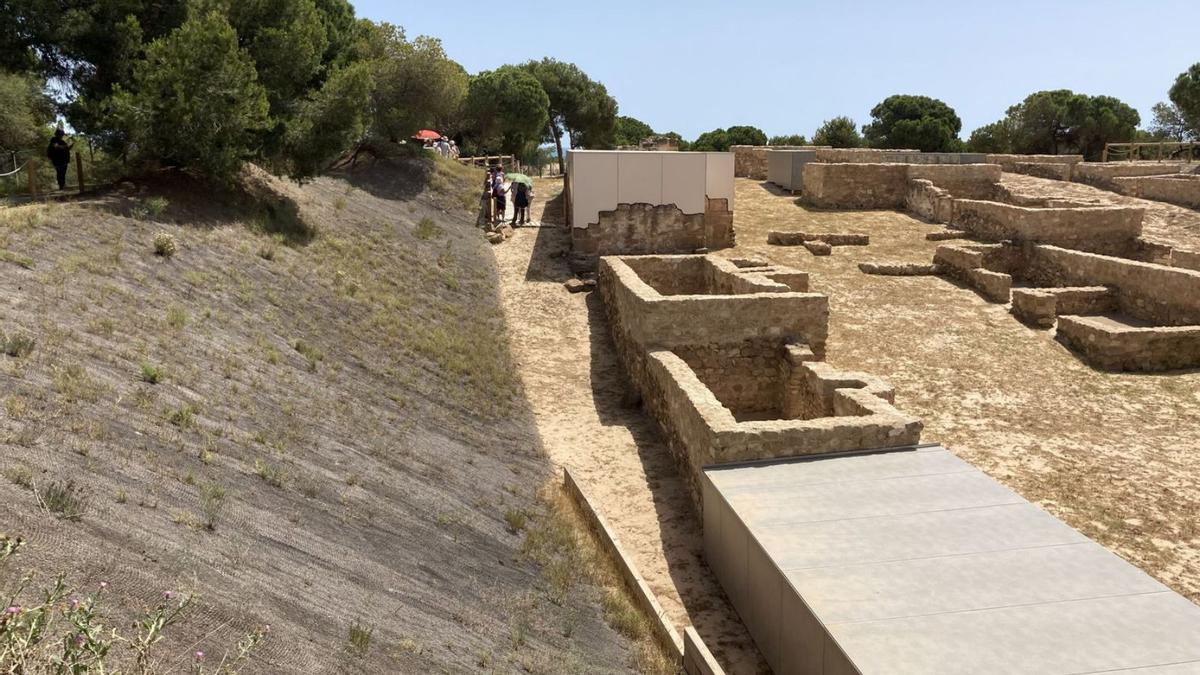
[803,241,832,256]
[564,278,589,293]
[858,262,940,276]
[486,231,504,244]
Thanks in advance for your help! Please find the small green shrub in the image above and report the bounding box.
[2,331,35,357]
[254,458,285,488]
[200,483,227,531]
[3,464,33,489]
[134,197,170,221]
[347,620,373,658]
[257,245,276,261]
[38,479,90,521]
[140,362,165,384]
[152,231,177,257]
[503,508,527,534]
[414,217,442,240]
[165,305,187,329]
[168,403,197,429]
[52,364,102,402]
[291,338,323,371]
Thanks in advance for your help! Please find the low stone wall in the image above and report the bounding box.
[599,255,828,355]
[906,179,955,223]
[1072,162,1186,191]
[1010,287,1116,328]
[812,148,919,163]
[986,154,1082,181]
[1056,317,1200,372]
[803,163,1001,209]
[909,164,1001,199]
[571,199,734,270]
[801,163,910,208]
[643,348,921,501]
[766,231,869,246]
[933,243,1013,302]
[1025,245,1200,326]
[1113,174,1200,209]
[951,200,1144,255]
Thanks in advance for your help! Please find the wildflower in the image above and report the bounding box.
[69,595,81,610]
[99,581,108,591]
[163,591,174,601]
[263,624,271,634]
[73,633,86,647]
[3,606,19,615]
[194,650,205,661]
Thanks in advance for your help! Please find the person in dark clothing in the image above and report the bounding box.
[510,181,533,226]
[46,128,72,190]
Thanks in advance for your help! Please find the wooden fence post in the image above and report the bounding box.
[75,153,85,193]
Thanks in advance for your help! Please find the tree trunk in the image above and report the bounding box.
[551,120,565,176]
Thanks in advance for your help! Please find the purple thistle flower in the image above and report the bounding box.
[73,633,86,647]
[3,606,19,615]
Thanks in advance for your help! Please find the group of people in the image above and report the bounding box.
[484,166,533,227]
[423,136,459,159]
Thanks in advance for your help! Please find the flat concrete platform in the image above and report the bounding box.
[703,445,1200,675]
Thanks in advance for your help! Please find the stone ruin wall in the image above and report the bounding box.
[949,200,1145,256]
[731,145,827,180]
[570,197,733,270]
[932,242,1200,371]
[598,255,921,505]
[1113,174,1200,210]
[985,154,1083,181]
[1072,162,1189,191]
[802,162,1002,209]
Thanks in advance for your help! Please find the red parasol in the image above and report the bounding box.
[412,129,442,141]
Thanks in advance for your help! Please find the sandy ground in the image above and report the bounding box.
[725,177,1200,605]
[493,183,770,674]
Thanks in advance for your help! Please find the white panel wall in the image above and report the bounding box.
[618,153,663,207]
[705,152,736,210]
[568,150,733,227]
[570,152,619,229]
[661,153,707,216]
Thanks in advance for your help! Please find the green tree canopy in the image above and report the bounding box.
[725,125,767,146]
[1169,63,1200,140]
[522,58,617,171]
[0,70,52,153]
[614,115,654,146]
[1149,102,1191,141]
[965,120,1016,153]
[812,117,863,148]
[690,129,730,152]
[465,66,549,156]
[111,10,270,181]
[863,95,962,152]
[362,23,467,142]
[769,134,807,146]
[980,89,1140,159]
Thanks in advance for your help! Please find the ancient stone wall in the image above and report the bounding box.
[1025,245,1200,326]
[1055,317,1200,372]
[985,154,1082,181]
[951,200,1144,255]
[906,179,955,223]
[598,253,920,505]
[570,199,734,270]
[801,163,910,208]
[1113,174,1200,209]
[802,163,1000,209]
[1072,162,1186,191]
[812,148,920,163]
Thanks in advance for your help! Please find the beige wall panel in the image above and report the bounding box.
[662,153,706,215]
[618,152,663,206]
[571,152,620,228]
[705,152,736,209]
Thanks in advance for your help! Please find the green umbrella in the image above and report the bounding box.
[506,173,534,187]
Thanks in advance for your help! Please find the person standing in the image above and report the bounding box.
[510,180,533,226]
[46,128,73,190]
[493,174,507,225]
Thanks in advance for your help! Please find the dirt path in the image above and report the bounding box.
[492,181,769,674]
[722,177,1200,605]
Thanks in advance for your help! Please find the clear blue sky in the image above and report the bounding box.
[350,0,1199,141]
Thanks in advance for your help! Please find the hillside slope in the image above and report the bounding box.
[0,157,634,673]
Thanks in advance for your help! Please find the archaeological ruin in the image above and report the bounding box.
[564,143,1200,674]
[566,150,735,270]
